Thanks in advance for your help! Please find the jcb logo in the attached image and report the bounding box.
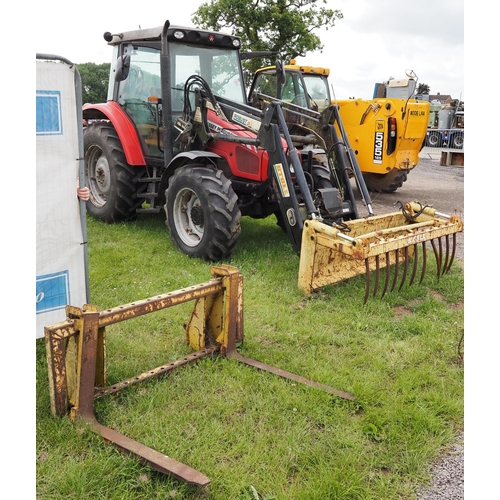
[376,122,384,130]
[373,132,384,164]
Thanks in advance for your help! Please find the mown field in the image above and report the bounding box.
[36,212,464,499]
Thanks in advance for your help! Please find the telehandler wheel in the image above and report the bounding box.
[165,165,241,261]
[363,170,408,193]
[83,122,146,222]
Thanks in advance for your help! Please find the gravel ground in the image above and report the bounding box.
[414,431,464,499]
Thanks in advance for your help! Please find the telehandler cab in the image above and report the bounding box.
[82,21,463,300]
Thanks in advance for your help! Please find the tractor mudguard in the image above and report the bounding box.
[158,150,223,200]
[298,202,463,302]
[83,101,146,166]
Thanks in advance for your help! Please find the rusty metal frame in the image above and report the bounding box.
[44,265,354,486]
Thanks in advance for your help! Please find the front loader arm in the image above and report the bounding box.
[175,80,464,302]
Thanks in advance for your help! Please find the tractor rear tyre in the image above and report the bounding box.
[84,122,145,222]
[363,170,408,193]
[165,165,241,261]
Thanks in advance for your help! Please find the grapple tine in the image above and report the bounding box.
[438,236,443,276]
[398,246,409,291]
[381,252,391,298]
[391,249,400,292]
[444,233,457,273]
[442,235,450,276]
[419,241,428,285]
[431,238,442,278]
[409,244,419,286]
[364,259,370,304]
[373,255,381,297]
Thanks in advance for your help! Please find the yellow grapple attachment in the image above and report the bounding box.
[298,202,463,302]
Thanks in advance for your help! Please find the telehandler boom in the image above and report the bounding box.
[82,21,463,300]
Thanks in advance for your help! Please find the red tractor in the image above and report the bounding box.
[82,21,462,297]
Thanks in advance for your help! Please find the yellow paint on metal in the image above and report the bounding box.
[298,206,463,294]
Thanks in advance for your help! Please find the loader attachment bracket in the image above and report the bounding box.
[44,265,354,487]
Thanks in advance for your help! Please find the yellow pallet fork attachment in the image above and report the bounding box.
[44,265,354,487]
[299,202,463,302]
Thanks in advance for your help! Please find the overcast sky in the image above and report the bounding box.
[35,0,465,102]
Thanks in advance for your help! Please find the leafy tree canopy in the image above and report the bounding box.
[192,0,343,73]
[417,83,430,95]
[77,62,111,104]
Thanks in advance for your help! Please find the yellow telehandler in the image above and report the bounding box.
[248,61,430,193]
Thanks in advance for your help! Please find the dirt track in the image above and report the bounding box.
[353,149,465,263]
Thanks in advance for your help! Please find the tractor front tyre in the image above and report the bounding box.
[363,170,408,193]
[165,165,241,261]
[84,122,145,222]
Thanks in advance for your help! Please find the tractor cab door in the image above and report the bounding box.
[116,44,163,158]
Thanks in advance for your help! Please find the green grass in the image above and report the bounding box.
[36,212,464,499]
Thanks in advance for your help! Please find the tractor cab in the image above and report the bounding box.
[106,26,247,159]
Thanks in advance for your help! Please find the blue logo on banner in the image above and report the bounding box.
[36,270,71,314]
[36,90,63,135]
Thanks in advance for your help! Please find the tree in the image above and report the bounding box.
[192,0,343,73]
[77,62,111,104]
[417,83,430,95]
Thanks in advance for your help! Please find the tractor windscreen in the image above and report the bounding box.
[170,42,246,107]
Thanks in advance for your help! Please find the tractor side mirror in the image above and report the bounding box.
[115,54,131,82]
[275,59,286,100]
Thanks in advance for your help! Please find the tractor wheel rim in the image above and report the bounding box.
[172,187,204,247]
[87,146,110,206]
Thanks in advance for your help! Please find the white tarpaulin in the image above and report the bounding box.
[36,57,88,339]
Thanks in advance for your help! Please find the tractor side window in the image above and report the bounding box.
[117,46,161,104]
[117,45,163,157]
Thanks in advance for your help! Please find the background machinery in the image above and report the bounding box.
[249,61,430,193]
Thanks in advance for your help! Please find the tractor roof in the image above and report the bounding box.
[104,23,240,48]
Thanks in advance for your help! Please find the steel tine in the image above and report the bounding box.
[391,249,400,292]
[373,255,380,297]
[419,241,428,285]
[442,235,450,276]
[444,233,457,273]
[381,252,391,298]
[364,259,371,304]
[398,246,409,291]
[409,244,419,286]
[431,238,442,278]
[437,237,444,277]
